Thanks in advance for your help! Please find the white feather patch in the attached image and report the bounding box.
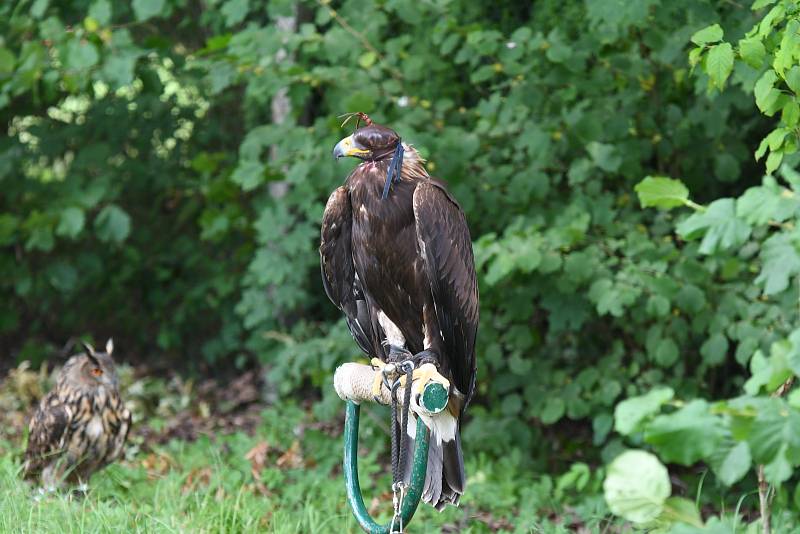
[86,415,104,439]
[408,409,457,446]
[378,310,405,348]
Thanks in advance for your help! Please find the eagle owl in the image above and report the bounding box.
[23,339,132,490]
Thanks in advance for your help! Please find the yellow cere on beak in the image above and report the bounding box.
[333,134,369,160]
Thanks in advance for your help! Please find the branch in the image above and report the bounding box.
[757,376,795,534]
[316,0,404,82]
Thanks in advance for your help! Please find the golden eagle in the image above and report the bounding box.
[320,115,478,509]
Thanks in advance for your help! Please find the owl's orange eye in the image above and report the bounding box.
[91,367,103,377]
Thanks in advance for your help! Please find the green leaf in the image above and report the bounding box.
[756,137,769,161]
[717,441,752,486]
[646,295,670,317]
[688,47,703,68]
[766,150,783,175]
[55,207,85,238]
[132,0,165,21]
[588,278,641,317]
[587,142,621,172]
[30,0,49,19]
[221,0,249,27]
[763,445,793,484]
[64,39,99,71]
[634,176,690,210]
[786,66,800,94]
[0,47,16,75]
[755,233,800,295]
[700,333,728,366]
[676,198,751,254]
[644,400,725,465]
[47,261,78,292]
[736,180,798,226]
[231,160,265,191]
[654,338,680,367]
[739,37,766,69]
[782,100,800,126]
[704,43,734,89]
[95,204,131,243]
[659,497,704,527]
[540,397,565,424]
[89,0,112,25]
[358,52,377,69]
[748,400,800,466]
[614,387,674,435]
[691,24,723,46]
[675,284,706,313]
[101,54,139,89]
[754,70,780,114]
[773,19,800,76]
[604,450,671,524]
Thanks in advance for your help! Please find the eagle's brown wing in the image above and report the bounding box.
[320,186,380,356]
[413,181,479,407]
[23,392,72,479]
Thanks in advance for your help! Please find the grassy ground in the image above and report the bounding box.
[0,365,621,533]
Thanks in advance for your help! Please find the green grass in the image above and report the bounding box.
[0,402,620,533]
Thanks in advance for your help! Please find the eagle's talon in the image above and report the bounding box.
[411,363,450,396]
[371,369,385,401]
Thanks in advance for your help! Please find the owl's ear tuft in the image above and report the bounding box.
[105,338,114,356]
[81,341,95,356]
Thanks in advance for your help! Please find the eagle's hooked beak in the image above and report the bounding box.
[333,134,369,160]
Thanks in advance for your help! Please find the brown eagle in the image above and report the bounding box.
[320,116,478,509]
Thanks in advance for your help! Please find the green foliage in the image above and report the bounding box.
[610,1,800,530]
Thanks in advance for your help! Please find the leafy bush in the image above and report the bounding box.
[604,2,800,529]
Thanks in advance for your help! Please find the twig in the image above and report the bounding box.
[316,0,404,82]
[757,376,795,534]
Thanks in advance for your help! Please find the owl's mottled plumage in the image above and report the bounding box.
[23,339,131,489]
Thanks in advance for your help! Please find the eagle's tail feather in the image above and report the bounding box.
[403,414,464,511]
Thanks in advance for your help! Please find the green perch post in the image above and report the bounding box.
[343,381,448,533]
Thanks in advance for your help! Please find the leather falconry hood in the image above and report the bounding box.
[338,113,405,199]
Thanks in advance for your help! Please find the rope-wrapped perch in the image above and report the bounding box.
[333,362,449,415]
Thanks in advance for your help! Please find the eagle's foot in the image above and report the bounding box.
[409,362,450,396]
[370,357,407,401]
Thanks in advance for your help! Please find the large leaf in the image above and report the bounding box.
[676,199,751,254]
[747,399,800,467]
[713,440,752,486]
[55,207,85,239]
[705,43,734,89]
[634,176,689,210]
[755,232,800,295]
[739,36,766,69]
[736,178,799,225]
[644,400,725,465]
[614,387,674,435]
[690,24,723,46]
[754,70,780,114]
[132,0,165,21]
[95,204,132,243]
[604,450,671,524]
